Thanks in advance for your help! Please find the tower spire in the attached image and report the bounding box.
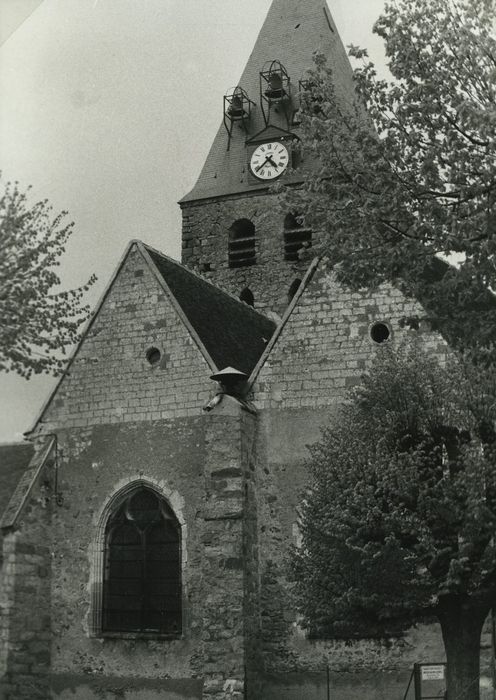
[181,0,356,204]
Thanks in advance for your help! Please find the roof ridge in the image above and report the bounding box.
[142,242,277,325]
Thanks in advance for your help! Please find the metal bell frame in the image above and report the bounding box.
[259,60,292,128]
[223,86,254,151]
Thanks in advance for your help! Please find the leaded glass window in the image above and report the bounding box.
[102,488,181,636]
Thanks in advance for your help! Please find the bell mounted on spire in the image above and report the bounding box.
[223,86,255,151]
[181,0,358,204]
[260,60,292,128]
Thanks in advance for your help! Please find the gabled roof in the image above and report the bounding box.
[27,240,278,434]
[144,244,276,376]
[0,442,34,525]
[27,241,277,434]
[181,0,356,204]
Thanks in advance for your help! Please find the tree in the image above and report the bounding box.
[0,179,96,378]
[292,345,496,700]
[281,0,496,357]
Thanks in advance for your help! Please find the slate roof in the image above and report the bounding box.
[181,0,357,204]
[145,245,277,375]
[0,443,34,537]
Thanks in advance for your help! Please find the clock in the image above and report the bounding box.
[249,141,289,181]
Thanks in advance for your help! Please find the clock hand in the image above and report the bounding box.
[256,155,279,172]
[255,157,272,172]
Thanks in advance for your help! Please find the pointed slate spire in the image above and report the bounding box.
[181,0,356,204]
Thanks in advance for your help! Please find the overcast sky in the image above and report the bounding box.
[0,0,387,441]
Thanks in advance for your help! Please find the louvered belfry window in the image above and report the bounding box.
[103,488,181,636]
[283,213,312,261]
[228,219,256,268]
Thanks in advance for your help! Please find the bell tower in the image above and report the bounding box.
[180,0,356,316]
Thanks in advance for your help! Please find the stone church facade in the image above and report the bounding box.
[0,1,494,699]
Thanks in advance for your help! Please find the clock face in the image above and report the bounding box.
[250,142,289,180]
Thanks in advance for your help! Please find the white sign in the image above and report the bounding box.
[421,665,445,681]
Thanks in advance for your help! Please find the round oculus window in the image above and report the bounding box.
[146,347,161,365]
[370,322,391,344]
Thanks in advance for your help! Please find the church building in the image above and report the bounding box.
[0,1,493,699]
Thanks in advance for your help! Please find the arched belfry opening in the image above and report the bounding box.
[228,219,256,269]
[239,287,255,307]
[283,213,312,262]
[102,486,182,636]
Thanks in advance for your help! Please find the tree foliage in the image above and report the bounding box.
[292,345,496,699]
[281,0,496,356]
[0,179,96,378]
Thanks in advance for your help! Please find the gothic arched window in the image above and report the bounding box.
[102,487,181,636]
[283,213,312,261]
[228,219,256,268]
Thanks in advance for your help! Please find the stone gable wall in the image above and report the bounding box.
[39,245,213,433]
[254,260,447,411]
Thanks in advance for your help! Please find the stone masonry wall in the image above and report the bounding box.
[0,474,52,700]
[181,194,320,317]
[23,241,232,698]
[39,244,213,433]
[45,419,206,698]
[254,259,447,411]
[36,398,259,700]
[244,262,495,698]
[201,397,257,700]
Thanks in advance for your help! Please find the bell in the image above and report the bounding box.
[228,95,245,118]
[265,72,284,99]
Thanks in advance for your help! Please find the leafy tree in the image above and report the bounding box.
[281,0,496,356]
[292,345,496,700]
[0,179,96,378]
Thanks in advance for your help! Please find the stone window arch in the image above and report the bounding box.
[90,481,183,637]
[228,219,256,268]
[283,213,312,261]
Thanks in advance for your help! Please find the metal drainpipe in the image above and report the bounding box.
[492,608,496,700]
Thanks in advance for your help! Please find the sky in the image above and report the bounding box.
[0,0,387,442]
